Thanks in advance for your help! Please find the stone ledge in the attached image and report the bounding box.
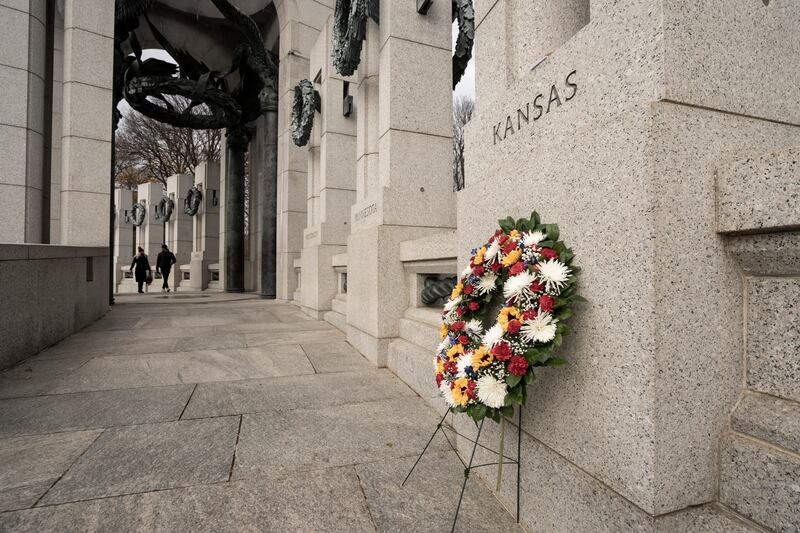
[0,244,108,261]
[732,392,800,456]
[399,230,457,263]
[724,232,800,276]
[716,148,800,235]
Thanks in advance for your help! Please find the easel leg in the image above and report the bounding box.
[402,409,449,487]
[451,419,484,533]
[516,407,523,523]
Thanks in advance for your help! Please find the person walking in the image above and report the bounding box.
[130,247,151,294]
[156,244,177,293]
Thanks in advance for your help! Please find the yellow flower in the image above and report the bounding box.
[446,344,464,361]
[436,358,444,374]
[471,346,494,370]
[509,230,521,241]
[440,323,449,339]
[473,246,486,265]
[501,248,522,267]
[498,307,521,331]
[452,378,471,406]
[451,283,463,299]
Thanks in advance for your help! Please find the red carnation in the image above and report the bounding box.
[509,262,526,276]
[456,307,466,317]
[508,355,529,376]
[472,265,485,276]
[491,341,513,362]
[522,309,538,321]
[435,373,443,387]
[506,319,522,335]
[498,235,509,245]
[502,241,518,254]
[458,335,470,345]
[540,248,559,260]
[529,281,544,293]
[491,262,501,272]
[539,294,555,313]
[444,361,458,374]
[469,301,480,311]
[463,284,474,295]
[467,379,477,400]
[451,321,465,332]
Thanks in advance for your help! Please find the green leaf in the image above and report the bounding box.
[525,370,536,384]
[498,218,513,232]
[545,357,569,366]
[544,224,560,241]
[571,294,588,304]
[539,240,556,248]
[506,373,522,388]
[501,405,514,418]
[529,211,540,227]
[558,323,572,336]
[556,308,574,321]
[553,333,563,347]
[516,218,529,231]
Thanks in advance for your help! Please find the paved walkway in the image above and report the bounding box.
[0,294,520,532]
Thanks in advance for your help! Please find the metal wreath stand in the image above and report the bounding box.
[402,406,524,532]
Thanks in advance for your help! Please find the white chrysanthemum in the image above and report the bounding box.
[485,240,501,261]
[482,323,504,348]
[502,271,537,301]
[439,381,456,407]
[522,231,546,248]
[520,313,558,344]
[476,375,507,409]
[437,338,452,354]
[443,296,462,314]
[538,259,570,292]
[475,272,498,295]
[466,319,484,336]
[456,351,474,377]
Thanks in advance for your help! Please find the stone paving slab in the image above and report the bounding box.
[301,341,373,373]
[233,397,449,479]
[40,417,240,506]
[0,430,102,512]
[0,357,90,399]
[356,451,523,533]
[0,467,375,533]
[243,328,345,347]
[49,346,315,394]
[182,369,416,419]
[0,385,192,438]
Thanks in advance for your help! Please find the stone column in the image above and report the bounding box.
[186,162,220,291]
[345,2,456,366]
[58,0,114,247]
[135,182,164,270]
[112,188,133,292]
[0,1,48,243]
[165,173,194,290]
[300,17,357,319]
[260,97,279,299]
[224,127,250,293]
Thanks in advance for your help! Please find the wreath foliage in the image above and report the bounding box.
[155,196,175,222]
[331,0,379,76]
[184,185,203,216]
[435,211,584,424]
[291,79,319,147]
[453,0,475,89]
[131,202,146,227]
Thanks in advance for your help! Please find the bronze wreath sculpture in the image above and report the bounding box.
[155,196,174,222]
[453,0,475,89]
[184,185,203,216]
[291,80,321,147]
[131,202,147,227]
[332,0,379,76]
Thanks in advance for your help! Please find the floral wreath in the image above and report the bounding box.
[331,0,379,76]
[130,202,146,227]
[291,79,319,147]
[184,185,203,216]
[435,211,583,424]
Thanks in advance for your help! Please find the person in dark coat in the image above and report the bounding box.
[130,247,151,294]
[156,244,177,293]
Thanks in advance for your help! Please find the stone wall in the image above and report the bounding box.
[0,244,109,370]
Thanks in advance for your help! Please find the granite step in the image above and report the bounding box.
[387,338,443,412]
[323,309,346,333]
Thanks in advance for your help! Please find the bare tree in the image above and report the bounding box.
[115,96,221,188]
[452,96,474,191]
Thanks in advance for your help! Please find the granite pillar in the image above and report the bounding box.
[112,188,133,292]
[224,127,250,293]
[260,100,279,299]
[165,173,194,290]
[186,162,220,291]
